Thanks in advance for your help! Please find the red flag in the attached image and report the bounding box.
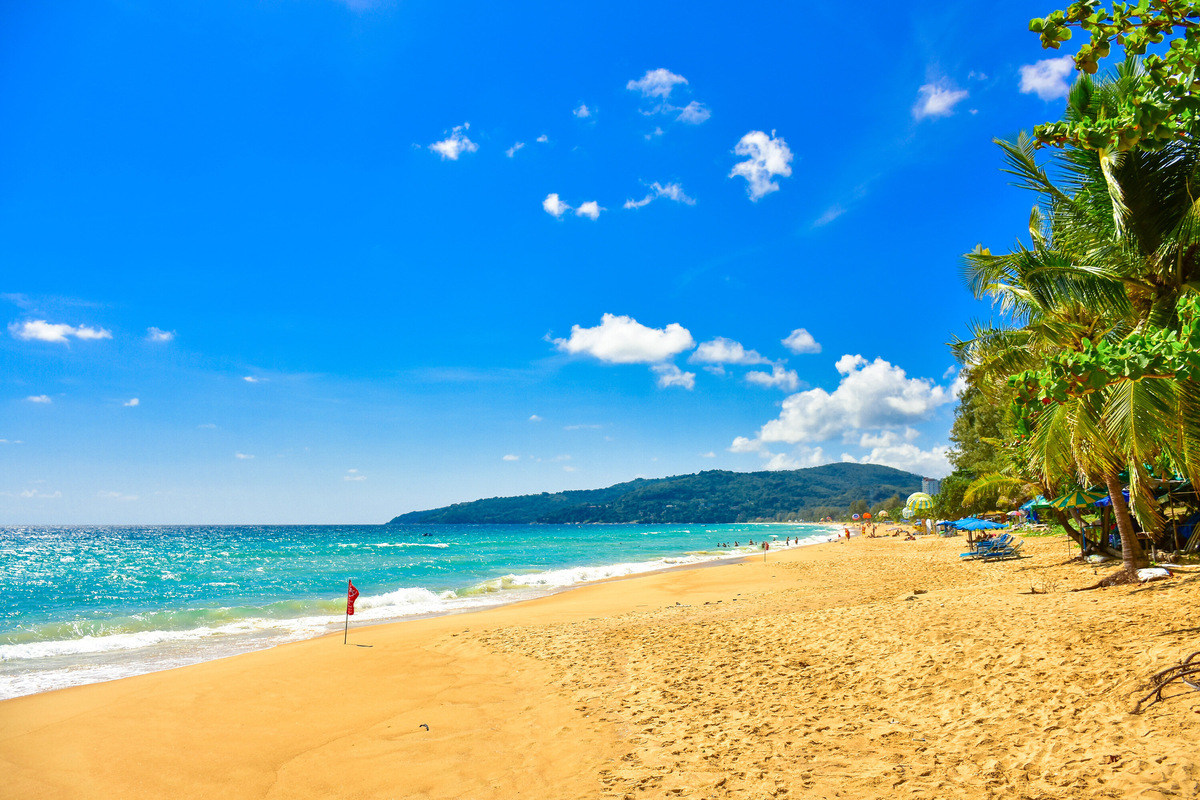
[346,580,360,615]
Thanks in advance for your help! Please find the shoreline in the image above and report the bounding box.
[0,525,841,701]
[6,532,1193,798]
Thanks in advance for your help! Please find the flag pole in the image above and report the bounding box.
[344,578,350,645]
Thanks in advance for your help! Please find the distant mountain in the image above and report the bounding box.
[387,463,922,525]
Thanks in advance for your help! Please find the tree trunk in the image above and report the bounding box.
[1104,471,1148,573]
[1048,507,1086,551]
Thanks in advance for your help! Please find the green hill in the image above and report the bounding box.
[387,463,922,525]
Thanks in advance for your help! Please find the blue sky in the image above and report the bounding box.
[2,0,1080,523]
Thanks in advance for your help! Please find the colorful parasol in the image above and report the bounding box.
[906,492,934,512]
[1048,488,1105,509]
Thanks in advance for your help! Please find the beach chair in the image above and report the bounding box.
[980,540,1024,561]
[958,534,1012,558]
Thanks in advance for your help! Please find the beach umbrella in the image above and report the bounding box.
[901,507,915,519]
[1049,488,1105,509]
[905,493,933,524]
[862,512,872,519]
[852,513,861,520]
[878,510,889,518]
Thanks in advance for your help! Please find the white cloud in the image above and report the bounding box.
[675,101,711,124]
[27,395,52,404]
[146,327,175,342]
[18,489,61,499]
[96,490,138,501]
[652,363,696,390]
[71,325,110,340]
[745,364,800,391]
[913,82,969,119]
[747,355,953,446]
[627,68,688,98]
[572,103,592,118]
[563,465,577,472]
[575,201,602,220]
[729,436,761,453]
[729,436,826,471]
[764,452,803,470]
[529,414,542,422]
[564,424,602,430]
[0,439,24,444]
[644,126,665,141]
[536,134,549,143]
[10,319,112,343]
[844,434,952,478]
[813,205,846,227]
[729,130,794,201]
[554,314,695,363]
[624,181,696,210]
[1019,56,1075,101]
[950,373,968,398]
[235,452,254,460]
[503,454,520,461]
[243,376,261,383]
[506,142,525,158]
[782,328,821,354]
[700,451,716,458]
[543,193,571,218]
[344,469,367,482]
[859,428,920,448]
[123,398,140,407]
[688,337,768,365]
[429,123,479,160]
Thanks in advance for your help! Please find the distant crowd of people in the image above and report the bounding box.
[717,524,923,550]
[715,536,807,549]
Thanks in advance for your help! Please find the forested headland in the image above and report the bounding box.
[387,463,921,525]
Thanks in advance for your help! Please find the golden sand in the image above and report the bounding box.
[2,534,1198,799]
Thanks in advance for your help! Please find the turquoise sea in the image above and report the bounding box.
[0,522,837,699]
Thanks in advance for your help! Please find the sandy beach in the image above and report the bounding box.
[2,533,1198,799]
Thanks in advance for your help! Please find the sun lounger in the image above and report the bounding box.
[979,540,1024,561]
[958,534,1012,558]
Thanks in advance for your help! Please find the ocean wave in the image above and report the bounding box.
[0,615,334,661]
[373,542,450,548]
[0,585,502,662]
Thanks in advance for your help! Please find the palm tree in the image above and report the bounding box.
[956,63,1200,575]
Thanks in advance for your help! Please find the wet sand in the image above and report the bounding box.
[2,534,1198,798]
